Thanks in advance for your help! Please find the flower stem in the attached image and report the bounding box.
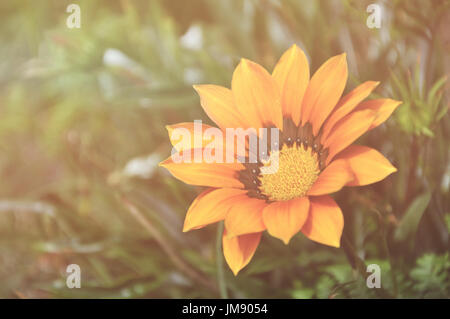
[120,195,217,292]
[216,222,228,299]
[342,234,393,298]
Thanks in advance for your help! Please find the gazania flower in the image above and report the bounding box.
[160,45,401,275]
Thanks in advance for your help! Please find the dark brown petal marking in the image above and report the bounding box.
[296,124,304,144]
[246,189,266,200]
[259,124,277,161]
[318,148,328,170]
[243,162,262,174]
[303,122,313,149]
[238,169,261,188]
[281,117,297,146]
[237,117,328,200]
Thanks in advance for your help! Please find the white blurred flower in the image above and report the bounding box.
[180,25,203,50]
[123,153,162,179]
[103,48,136,69]
[183,67,203,84]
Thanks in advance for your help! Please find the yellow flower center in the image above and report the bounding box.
[258,144,320,201]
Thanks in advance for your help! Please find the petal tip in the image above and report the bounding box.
[338,53,348,66]
[286,43,308,60]
[158,158,170,167]
[372,80,381,88]
[182,223,190,232]
[394,100,403,107]
[231,268,240,276]
[239,58,257,70]
[192,84,204,92]
[326,237,342,248]
[192,84,206,95]
[288,43,302,54]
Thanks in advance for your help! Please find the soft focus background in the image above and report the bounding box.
[0,0,449,298]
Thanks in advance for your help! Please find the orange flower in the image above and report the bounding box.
[160,45,401,275]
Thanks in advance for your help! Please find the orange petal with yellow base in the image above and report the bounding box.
[301,53,348,135]
[232,59,283,130]
[262,196,310,244]
[223,230,262,276]
[301,195,343,248]
[183,188,249,232]
[307,159,354,196]
[272,44,310,125]
[335,145,397,186]
[159,151,244,189]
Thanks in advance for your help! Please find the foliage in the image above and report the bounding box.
[0,0,448,298]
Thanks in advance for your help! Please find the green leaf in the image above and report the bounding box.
[291,288,315,299]
[427,75,447,109]
[410,253,450,298]
[394,192,432,242]
[421,126,434,138]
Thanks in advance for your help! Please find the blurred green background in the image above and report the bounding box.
[0,0,448,298]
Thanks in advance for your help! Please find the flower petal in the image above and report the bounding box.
[272,44,310,125]
[301,53,348,135]
[354,99,402,130]
[323,109,376,165]
[166,122,215,152]
[159,151,244,188]
[225,195,267,237]
[223,230,262,276]
[322,81,380,139]
[166,122,246,160]
[183,188,249,232]
[193,85,246,130]
[262,196,310,244]
[232,58,283,130]
[307,159,354,196]
[335,145,397,186]
[301,195,343,247]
